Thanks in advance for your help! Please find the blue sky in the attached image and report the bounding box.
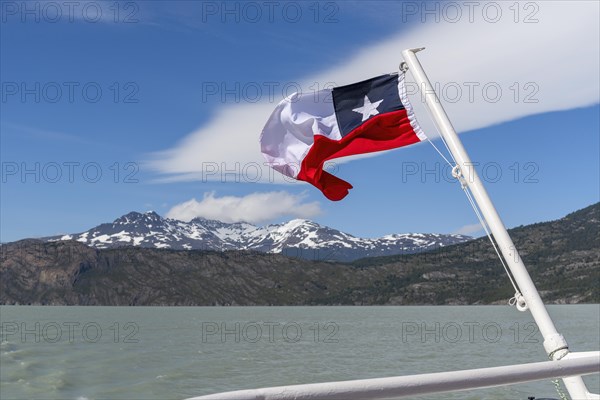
[1,1,599,242]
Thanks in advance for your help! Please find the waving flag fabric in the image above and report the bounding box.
[260,72,426,201]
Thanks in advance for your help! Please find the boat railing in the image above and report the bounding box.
[186,351,600,400]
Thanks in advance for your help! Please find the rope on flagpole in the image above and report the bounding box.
[425,137,523,307]
[402,60,523,306]
[426,136,454,166]
[457,169,522,306]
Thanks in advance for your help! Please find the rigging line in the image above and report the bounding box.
[462,184,520,295]
[440,131,459,166]
[425,138,521,296]
[426,137,454,167]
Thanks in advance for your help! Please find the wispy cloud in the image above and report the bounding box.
[454,223,484,236]
[147,1,599,183]
[166,191,321,224]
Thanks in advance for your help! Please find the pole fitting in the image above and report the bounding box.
[515,292,528,312]
[451,165,462,179]
[544,333,569,360]
[452,165,468,189]
[399,62,409,73]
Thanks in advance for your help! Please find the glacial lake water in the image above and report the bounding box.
[1,305,598,400]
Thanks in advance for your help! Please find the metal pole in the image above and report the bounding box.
[401,47,594,399]
[186,354,600,400]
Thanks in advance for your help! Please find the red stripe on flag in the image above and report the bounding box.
[297,109,421,201]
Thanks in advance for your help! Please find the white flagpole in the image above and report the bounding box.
[401,47,594,400]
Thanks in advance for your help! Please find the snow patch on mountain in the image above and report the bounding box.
[46,211,472,262]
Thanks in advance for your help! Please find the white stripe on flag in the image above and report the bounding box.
[398,73,427,141]
[260,88,340,178]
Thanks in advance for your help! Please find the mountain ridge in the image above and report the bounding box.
[1,202,597,306]
[44,212,471,262]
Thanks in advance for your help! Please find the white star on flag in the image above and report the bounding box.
[352,95,384,122]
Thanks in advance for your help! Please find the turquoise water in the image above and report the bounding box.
[1,305,598,400]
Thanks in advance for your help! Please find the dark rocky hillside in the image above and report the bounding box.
[1,203,598,305]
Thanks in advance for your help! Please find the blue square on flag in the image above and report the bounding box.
[333,74,404,137]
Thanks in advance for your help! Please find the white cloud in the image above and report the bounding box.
[148,1,599,182]
[165,191,321,224]
[454,223,484,236]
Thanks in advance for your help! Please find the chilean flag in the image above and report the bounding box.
[260,72,426,201]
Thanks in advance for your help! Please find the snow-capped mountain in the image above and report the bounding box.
[46,211,472,262]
